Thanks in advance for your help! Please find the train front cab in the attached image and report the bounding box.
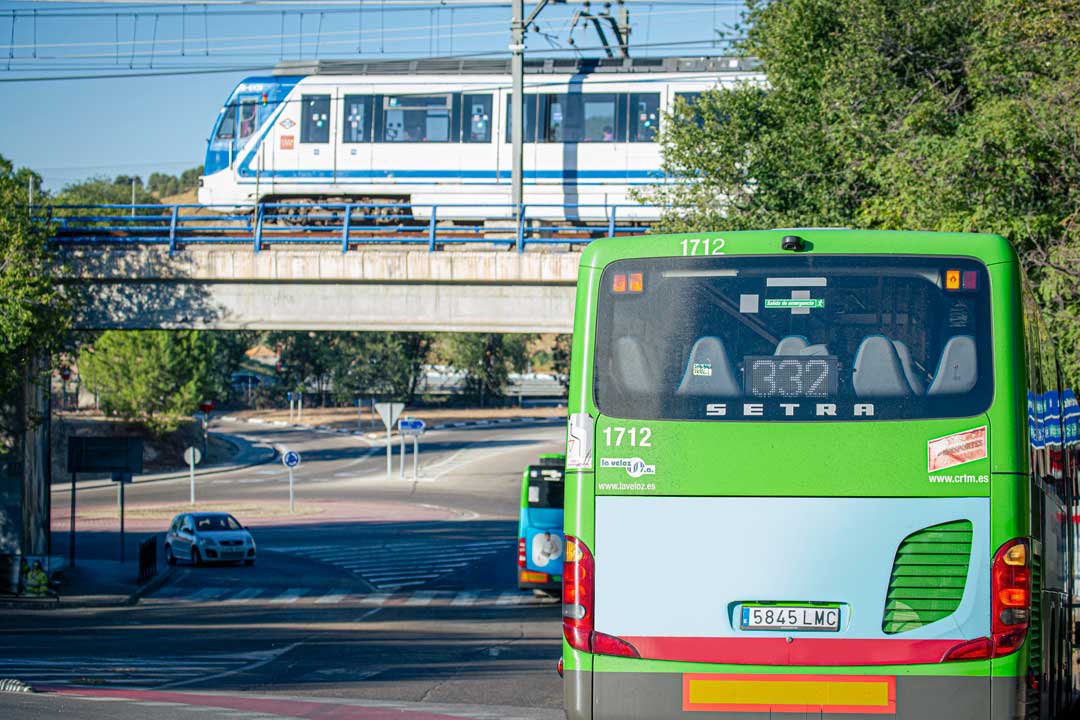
[198,76,301,207]
[562,230,1080,720]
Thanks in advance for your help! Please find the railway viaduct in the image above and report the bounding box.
[61,246,580,333]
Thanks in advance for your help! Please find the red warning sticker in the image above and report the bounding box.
[280,135,295,150]
[928,426,988,472]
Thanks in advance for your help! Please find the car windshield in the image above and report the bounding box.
[193,515,242,532]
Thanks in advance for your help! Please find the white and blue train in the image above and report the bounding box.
[197,56,762,220]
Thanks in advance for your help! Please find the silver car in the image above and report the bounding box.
[165,512,256,566]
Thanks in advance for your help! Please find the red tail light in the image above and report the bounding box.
[943,538,1030,662]
[518,538,526,568]
[562,535,639,658]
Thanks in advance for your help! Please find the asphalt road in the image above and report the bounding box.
[0,418,568,720]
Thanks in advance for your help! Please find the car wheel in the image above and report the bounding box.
[165,544,176,566]
[244,559,255,567]
[191,548,202,567]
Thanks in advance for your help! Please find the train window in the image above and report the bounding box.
[215,104,237,141]
[237,99,259,144]
[628,93,660,142]
[504,95,538,143]
[301,95,331,144]
[541,93,617,143]
[343,95,373,143]
[462,94,493,143]
[675,92,706,128]
[381,95,452,142]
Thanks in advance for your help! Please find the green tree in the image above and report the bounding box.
[0,156,71,446]
[55,175,159,207]
[80,331,222,436]
[552,333,573,388]
[331,332,433,405]
[442,333,534,407]
[639,0,1080,380]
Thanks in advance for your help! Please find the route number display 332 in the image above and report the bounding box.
[740,605,841,632]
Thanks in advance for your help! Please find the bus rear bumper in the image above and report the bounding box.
[565,670,1020,719]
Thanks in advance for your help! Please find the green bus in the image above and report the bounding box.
[561,230,1080,719]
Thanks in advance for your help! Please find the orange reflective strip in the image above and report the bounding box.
[682,674,896,714]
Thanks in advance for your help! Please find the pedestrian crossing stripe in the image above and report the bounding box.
[148,587,544,607]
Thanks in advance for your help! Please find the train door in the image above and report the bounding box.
[533,88,621,219]
[339,90,375,196]
[457,90,497,207]
[297,92,334,192]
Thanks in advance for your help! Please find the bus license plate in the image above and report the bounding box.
[740,606,840,632]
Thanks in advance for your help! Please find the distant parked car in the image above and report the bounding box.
[165,512,256,567]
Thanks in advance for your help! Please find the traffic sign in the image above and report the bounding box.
[398,417,426,436]
[199,400,214,414]
[59,367,71,381]
[183,447,202,465]
[110,472,133,484]
[282,450,302,468]
[375,402,405,430]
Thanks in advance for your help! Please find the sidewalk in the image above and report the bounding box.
[0,558,174,610]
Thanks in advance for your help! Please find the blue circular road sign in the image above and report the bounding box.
[282,450,301,468]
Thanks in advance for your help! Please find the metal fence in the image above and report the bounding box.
[41,202,656,254]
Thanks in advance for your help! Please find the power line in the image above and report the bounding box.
[0,37,744,81]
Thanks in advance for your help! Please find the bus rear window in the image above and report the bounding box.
[527,466,565,508]
[595,256,993,421]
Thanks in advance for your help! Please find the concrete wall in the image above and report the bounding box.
[62,247,581,333]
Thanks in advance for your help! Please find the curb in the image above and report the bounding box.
[0,566,177,611]
[0,678,33,693]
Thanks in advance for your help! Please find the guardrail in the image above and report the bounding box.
[40,202,656,254]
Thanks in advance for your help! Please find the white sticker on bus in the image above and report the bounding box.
[600,457,656,478]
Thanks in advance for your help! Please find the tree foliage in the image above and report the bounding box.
[330,332,434,404]
[640,0,1080,381]
[80,331,224,436]
[441,333,534,406]
[0,156,71,445]
[147,166,204,198]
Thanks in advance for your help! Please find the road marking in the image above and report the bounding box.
[359,592,392,606]
[269,588,306,603]
[226,588,263,602]
[190,587,227,602]
[315,590,349,604]
[403,591,436,606]
[451,592,478,606]
[495,592,525,606]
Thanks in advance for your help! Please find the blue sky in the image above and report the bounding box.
[0,1,745,190]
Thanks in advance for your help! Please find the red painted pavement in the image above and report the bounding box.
[41,686,487,719]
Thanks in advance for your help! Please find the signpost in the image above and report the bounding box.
[112,472,133,562]
[375,402,405,482]
[183,446,202,505]
[67,437,142,568]
[198,400,214,457]
[282,449,301,512]
[398,417,426,481]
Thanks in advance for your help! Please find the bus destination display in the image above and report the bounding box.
[744,356,839,398]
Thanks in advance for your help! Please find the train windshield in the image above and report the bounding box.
[214,95,267,145]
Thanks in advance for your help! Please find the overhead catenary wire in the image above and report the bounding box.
[0,36,746,82]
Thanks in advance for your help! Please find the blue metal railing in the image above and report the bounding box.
[42,202,656,254]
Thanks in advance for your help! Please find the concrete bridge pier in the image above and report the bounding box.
[0,355,51,592]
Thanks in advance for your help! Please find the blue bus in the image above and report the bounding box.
[517,454,566,595]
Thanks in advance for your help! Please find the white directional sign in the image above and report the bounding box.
[398,417,426,437]
[375,402,405,430]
